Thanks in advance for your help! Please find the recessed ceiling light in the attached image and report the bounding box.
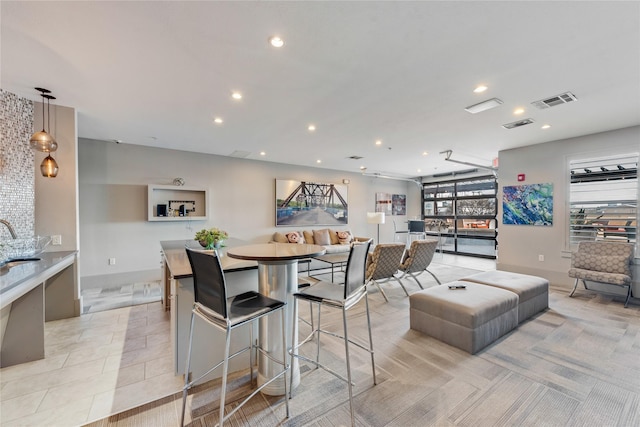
[375,140,382,146]
[231,92,242,100]
[417,169,422,173]
[214,117,223,124]
[269,36,284,48]
[541,124,551,129]
[514,108,525,115]
[474,85,488,93]
[465,98,503,114]
[316,159,322,164]
[360,166,366,170]
[260,151,266,156]
[422,151,428,156]
[308,124,316,132]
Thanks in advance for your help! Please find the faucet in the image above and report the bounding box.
[0,220,17,239]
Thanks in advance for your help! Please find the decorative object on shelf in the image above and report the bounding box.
[173,177,185,186]
[195,227,229,249]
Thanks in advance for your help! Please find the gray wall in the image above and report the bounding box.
[497,125,639,294]
[78,139,418,283]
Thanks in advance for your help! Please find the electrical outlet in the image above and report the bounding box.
[52,235,62,245]
[538,254,544,262]
[108,258,116,265]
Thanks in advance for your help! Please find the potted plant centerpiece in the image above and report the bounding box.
[195,227,229,250]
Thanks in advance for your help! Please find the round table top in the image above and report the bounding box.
[227,243,326,262]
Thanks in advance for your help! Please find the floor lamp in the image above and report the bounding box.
[367,212,385,245]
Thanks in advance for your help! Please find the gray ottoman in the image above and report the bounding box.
[460,271,548,323]
[410,282,518,354]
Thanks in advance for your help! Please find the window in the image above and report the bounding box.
[568,153,638,251]
[423,176,497,258]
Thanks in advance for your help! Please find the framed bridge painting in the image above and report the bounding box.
[275,179,349,226]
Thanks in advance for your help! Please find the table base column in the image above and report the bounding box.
[257,261,300,396]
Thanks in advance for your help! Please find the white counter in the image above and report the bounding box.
[0,251,78,367]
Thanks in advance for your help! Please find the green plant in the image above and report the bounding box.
[195,227,229,249]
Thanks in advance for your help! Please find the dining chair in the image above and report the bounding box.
[393,219,409,245]
[289,241,375,427]
[181,248,289,426]
[365,243,407,301]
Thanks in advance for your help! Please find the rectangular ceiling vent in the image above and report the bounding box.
[531,92,577,109]
[502,118,535,129]
[347,155,364,160]
[229,150,251,158]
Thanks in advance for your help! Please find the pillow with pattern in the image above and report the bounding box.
[285,231,305,244]
[337,231,353,245]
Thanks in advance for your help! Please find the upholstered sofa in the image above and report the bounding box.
[271,228,369,254]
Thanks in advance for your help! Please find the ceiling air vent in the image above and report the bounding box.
[347,155,363,160]
[531,92,577,109]
[502,118,535,129]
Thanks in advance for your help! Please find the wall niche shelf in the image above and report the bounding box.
[148,185,208,222]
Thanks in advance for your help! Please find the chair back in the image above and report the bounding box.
[344,240,372,298]
[408,220,425,233]
[572,241,633,276]
[186,248,228,319]
[366,243,406,280]
[401,239,438,273]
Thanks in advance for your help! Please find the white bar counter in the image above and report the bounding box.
[0,251,78,367]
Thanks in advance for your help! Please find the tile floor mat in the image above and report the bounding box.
[82,281,162,314]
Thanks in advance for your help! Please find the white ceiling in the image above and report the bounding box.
[2,1,639,178]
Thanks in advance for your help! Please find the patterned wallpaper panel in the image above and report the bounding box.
[0,89,35,239]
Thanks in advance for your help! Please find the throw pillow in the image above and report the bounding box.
[285,231,305,244]
[303,230,315,244]
[272,232,289,243]
[313,229,332,246]
[337,231,353,245]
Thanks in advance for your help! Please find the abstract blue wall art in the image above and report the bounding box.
[502,183,553,226]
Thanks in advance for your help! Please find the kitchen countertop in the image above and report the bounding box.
[161,238,257,279]
[0,251,77,309]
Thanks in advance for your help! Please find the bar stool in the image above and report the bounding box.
[289,241,376,427]
[181,248,289,427]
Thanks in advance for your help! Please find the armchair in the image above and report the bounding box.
[397,239,442,288]
[365,243,407,301]
[568,241,634,307]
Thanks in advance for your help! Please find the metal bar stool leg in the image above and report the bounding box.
[280,309,290,417]
[180,311,196,427]
[342,308,355,427]
[365,292,377,385]
[289,297,299,399]
[219,327,232,426]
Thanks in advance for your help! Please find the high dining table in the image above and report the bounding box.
[226,242,325,395]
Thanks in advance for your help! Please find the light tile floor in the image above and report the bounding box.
[0,301,183,427]
[81,281,162,314]
[0,254,495,427]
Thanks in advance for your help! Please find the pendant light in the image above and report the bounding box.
[29,88,58,152]
[40,154,59,177]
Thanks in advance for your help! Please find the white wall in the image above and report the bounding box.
[78,139,418,281]
[497,125,639,294]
